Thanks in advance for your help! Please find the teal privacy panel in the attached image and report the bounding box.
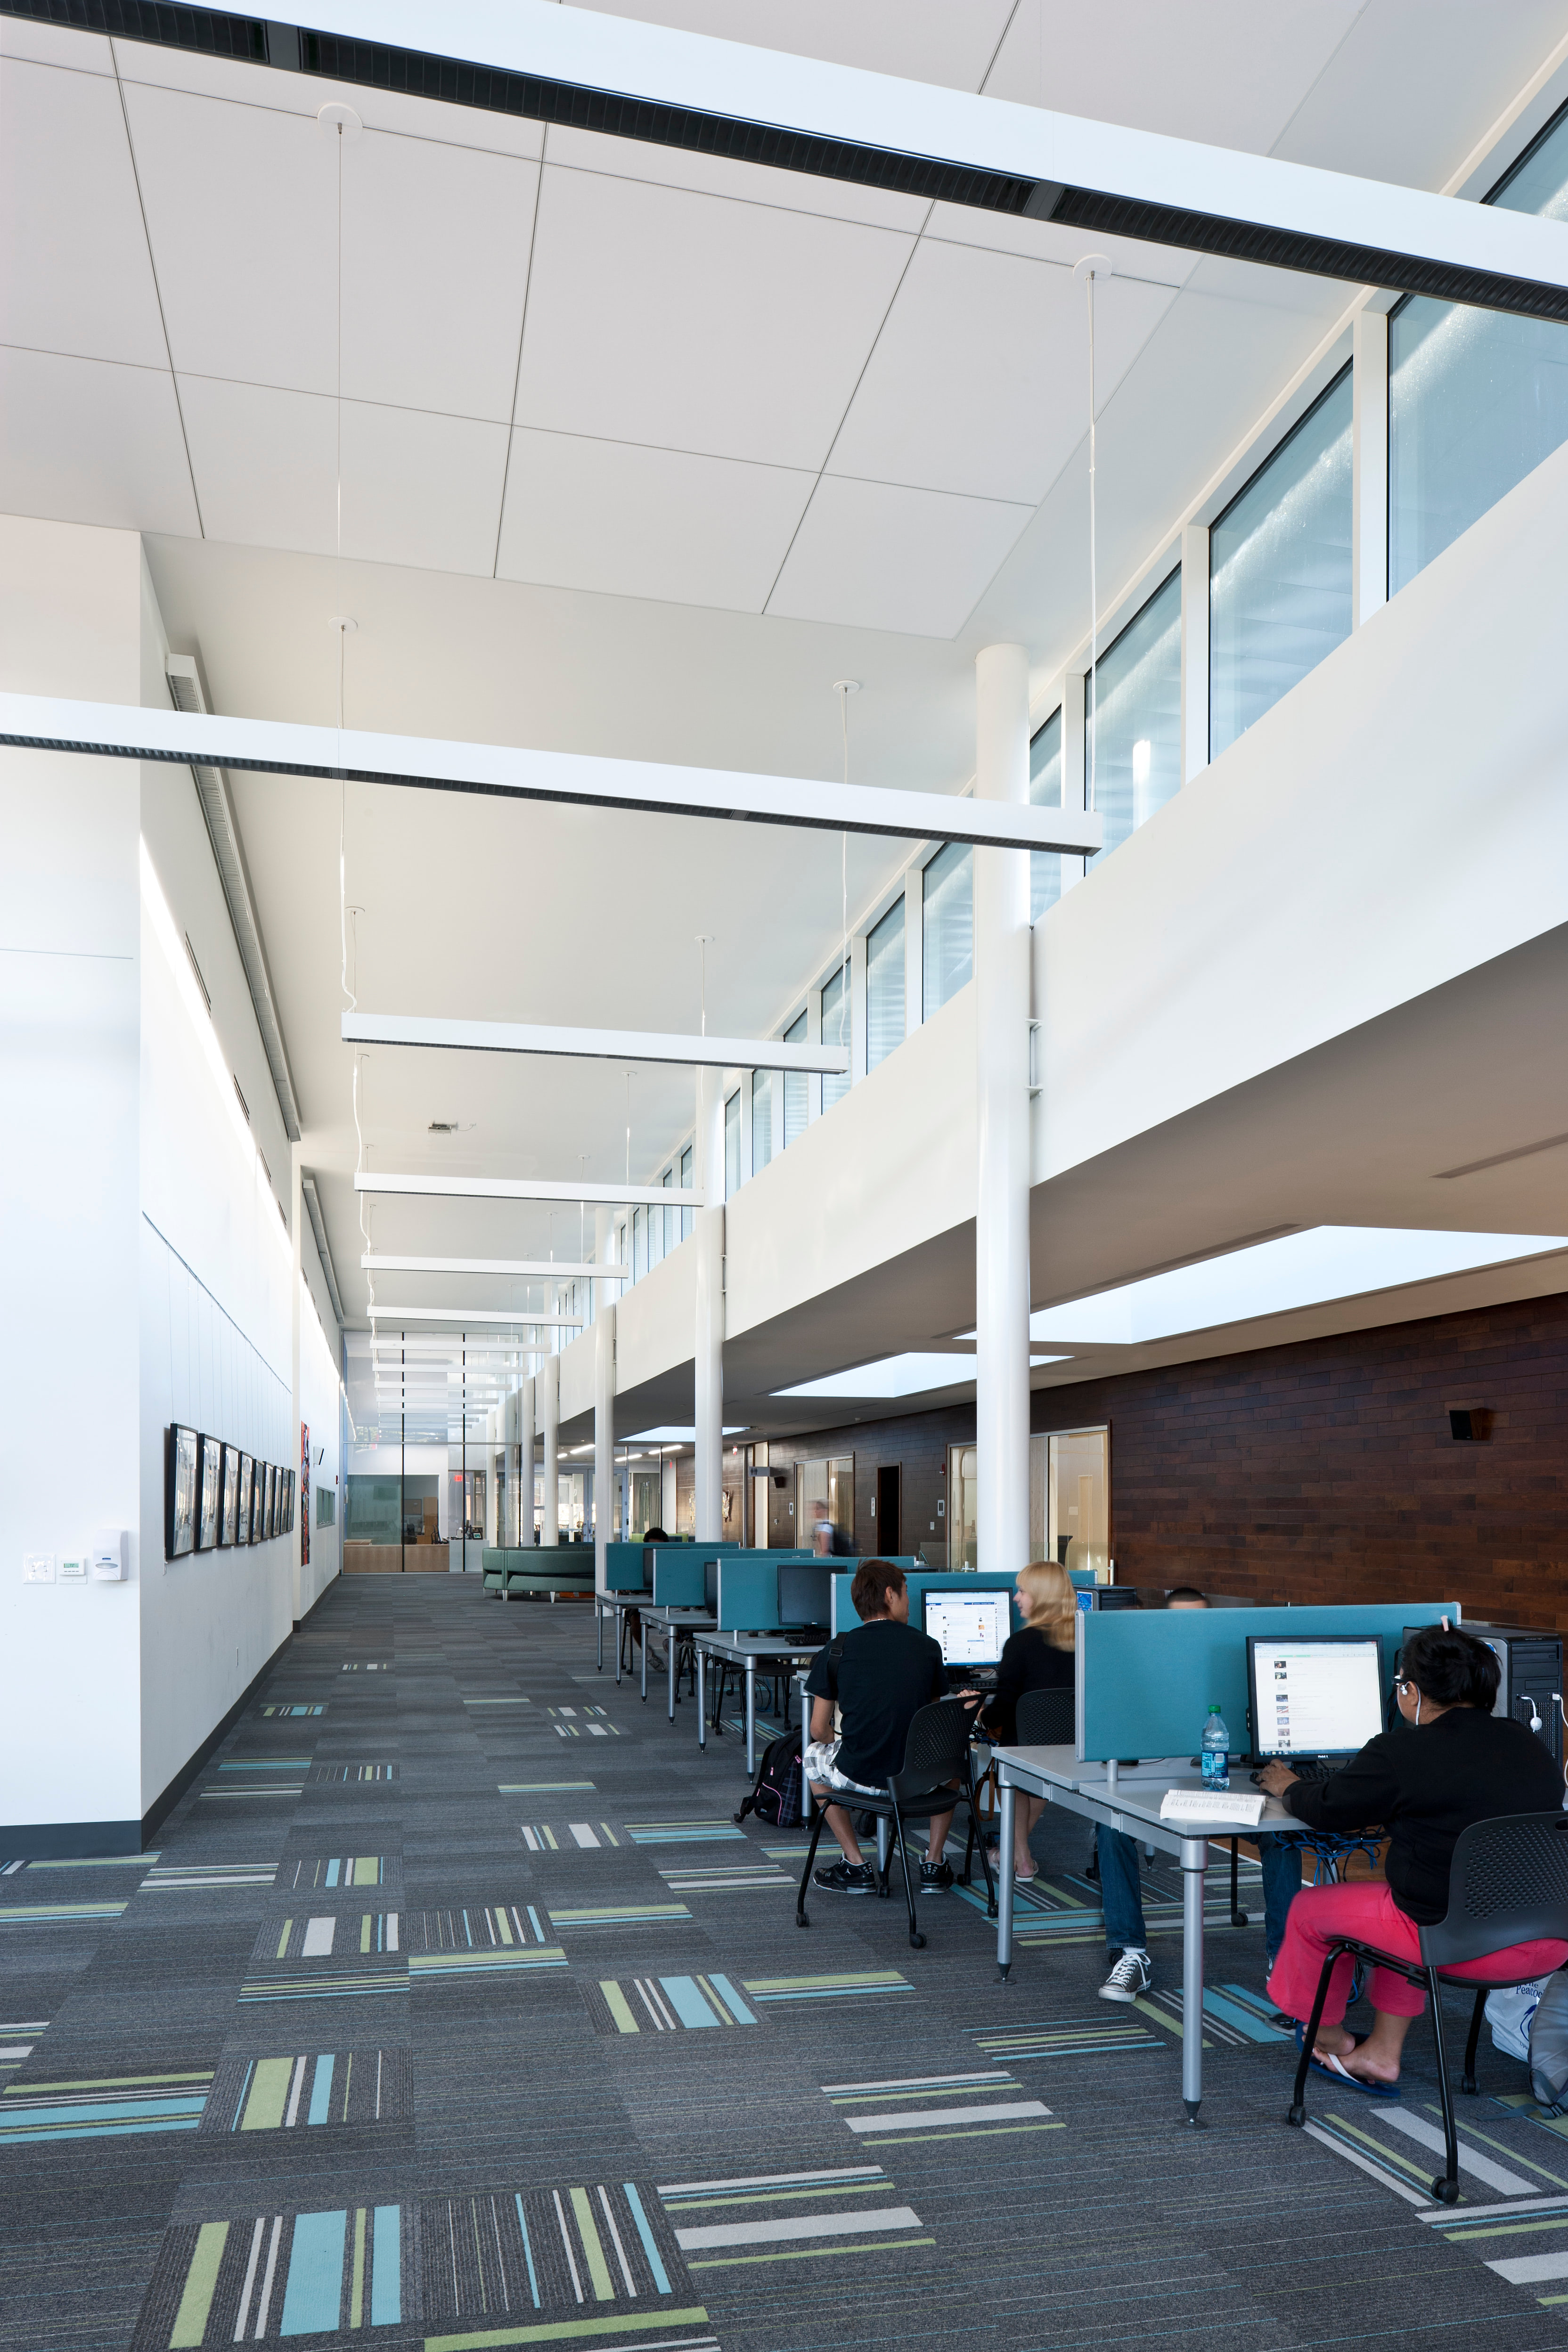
[603,1543,650,1592]
[1079,1603,1460,1762]
[832,1567,1013,1634]
[714,1552,821,1630]
[651,1549,707,1606]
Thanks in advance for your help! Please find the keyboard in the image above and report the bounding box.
[1250,1756,1338,1786]
[953,1666,998,1691]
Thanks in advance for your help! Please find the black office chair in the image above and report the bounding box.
[1287,1811,1568,2202]
[796,1699,996,1948]
[964,1686,1076,1880]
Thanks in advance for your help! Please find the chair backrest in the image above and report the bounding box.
[1420,1811,1568,1968]
[1015,1688,1075,1748]
[890,1699,974,1798]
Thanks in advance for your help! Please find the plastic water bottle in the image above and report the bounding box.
[1201,1704,1230,1790]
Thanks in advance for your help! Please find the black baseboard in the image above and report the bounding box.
[1,1571,341,1861]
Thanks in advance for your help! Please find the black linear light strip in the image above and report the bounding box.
[8,0,1568,320]
[0,726,1051,849]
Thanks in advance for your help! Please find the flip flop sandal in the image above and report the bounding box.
[1291,2020,1400,2098]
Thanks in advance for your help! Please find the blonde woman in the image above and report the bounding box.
[983,1560,1077,1884]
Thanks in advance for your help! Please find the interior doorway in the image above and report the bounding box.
[874,1463,901,1557]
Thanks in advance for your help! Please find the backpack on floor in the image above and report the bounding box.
[734,1728,803,1829]
[1486,1978,1546,2062]
[1529,1970,1568,2110]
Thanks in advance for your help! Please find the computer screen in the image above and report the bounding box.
[1248,1636,1385,1759]
[777,1564,832,1629]
[923,1589,1012,1668]
[1095,1587,1142,1611]
[703,1557,720,1614]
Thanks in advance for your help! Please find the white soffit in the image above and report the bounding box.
[356,1171,697,1209]
[371,1307,584,1325]
[343,1012,850,1073]
[776,1350,1070,1400]
[0,696,1101,854]
[266,0,1568,315]
[362,1255,625,1279]
[1029,1226,1568,1348]
[624,1425,746,1442]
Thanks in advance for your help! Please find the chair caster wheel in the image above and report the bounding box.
[1286,2104,1305,2128]
[796,1915,809,1930]
[1231,1910,1250,1928]
[986,1903,998,1921]
[909,1932,926,1950]
[1461,2075,1478,2096]
[1432,2177,1460,2205]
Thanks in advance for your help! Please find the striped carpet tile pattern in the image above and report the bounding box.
[656,2164,933,2272]
[818,2069,1058,2146]
[0,2069,212,2143]
[585,1973,758,2034]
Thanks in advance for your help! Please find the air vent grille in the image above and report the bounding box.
[232,1073,250,1123]
[183,932,211,1012]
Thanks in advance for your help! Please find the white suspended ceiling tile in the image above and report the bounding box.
[0,61,169,369]
[340,133,539,421]
[543,123,930,232]
[0,347,200,536]
[828,240,1177,506]
[123,82,340,394]
[112,45,546,156]
[496,427,815,611]
[564,0,1018,92]
[514,165,916,471]
[178,377,511,573]
[766,474,1032,637]
[984,0,1365,151]
[0,17,111,69]
[177,377,339,555]
[340,402,510,577]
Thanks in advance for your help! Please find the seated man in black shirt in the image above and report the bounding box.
[802,1558,976,1896]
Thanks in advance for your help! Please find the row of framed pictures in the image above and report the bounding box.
[166,1424,295,1561]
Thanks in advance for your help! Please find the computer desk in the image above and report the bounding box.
[694,1633,820,1776]
[993,1744,1295,2125]
[637,1603,716,1717]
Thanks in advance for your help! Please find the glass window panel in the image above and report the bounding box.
[865,898,905,1070]
[662,1165,674,1259]
[1029,708,1063,923]
[751,1068,774,1174]
[1209,368,1351,759]
[1086,568,1181,866]
[782,1012,808,1146]
[1391,110,1568,594]
[680,1143,694,1239]
[820,964,849,1111]
[632,1205,645,1282]
[923,840,972,1017]
[724,1090,740,1199]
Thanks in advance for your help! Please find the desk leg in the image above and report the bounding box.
[1181,1836,1208,2125]
[614,1606,622,1686]
[596,1599,603,1671]
[745,1662,756,1778]
[668,1636,677,1724]
[641,1625,648,1704]
[997,1783,1016,1979]
[697,1650,707,1751]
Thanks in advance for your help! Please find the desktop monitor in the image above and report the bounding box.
[1247,1635,1385,1761]
[1095,1586,1142,1610]
[923,1588,1012,1669]
[778,1563,832,1631]
[703,1557,721,1614]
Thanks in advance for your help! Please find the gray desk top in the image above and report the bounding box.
[994,1744,1295,1833]
[695,1631,821,1656]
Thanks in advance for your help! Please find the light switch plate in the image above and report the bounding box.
[24,1554,54,1583]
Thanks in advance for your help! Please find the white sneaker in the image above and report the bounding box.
[1099,1949,1153,2003]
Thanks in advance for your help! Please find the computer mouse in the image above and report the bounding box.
[1249,1768,1266,1788]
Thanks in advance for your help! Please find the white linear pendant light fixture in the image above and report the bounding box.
[361,1254,624,1279]
[355,1172,697,1209]
[0,696,1102,856]
[342,1012,848,1072]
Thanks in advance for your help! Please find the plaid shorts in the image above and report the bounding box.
[802,1738,883,1799]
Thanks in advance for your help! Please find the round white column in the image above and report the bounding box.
[974,642,1032,1576]
[540,1352,560,1546]
[693,1067,726,1543]
[519,1372,535,1544]
[594,1203,617,1591]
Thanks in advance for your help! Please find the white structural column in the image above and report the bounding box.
[973,644,1033,1576]
[519,1371,536,1544]
[693,1067,726,1542]
[594,1204,617,1590]
[1353,309,1390,629]
[540,1355,560,1545]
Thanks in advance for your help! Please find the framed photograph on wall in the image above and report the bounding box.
[259,1464,274,1541]
[285,1467,295,1535]
[166,1425,198,1560]
[266,1464,278,1539]
[220,1445,239,1547]
[197,1434,222,1552]
[237,1454,253,1545]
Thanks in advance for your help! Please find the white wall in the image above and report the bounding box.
[298,1273,341,1608]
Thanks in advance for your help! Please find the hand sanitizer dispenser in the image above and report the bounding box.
[90,1528,128,1582]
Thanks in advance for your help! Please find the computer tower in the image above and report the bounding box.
[1402,1621,1563,1767]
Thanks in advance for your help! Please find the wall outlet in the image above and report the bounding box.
[24,1554,54,1583]
[59,1554,87,1582]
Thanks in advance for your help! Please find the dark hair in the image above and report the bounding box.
[1401,1625,1501,1710]
[642,1526,669,1545]
[1165,1586,1209,1608]
[851,1558,906,1620]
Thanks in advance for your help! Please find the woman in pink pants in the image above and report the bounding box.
[1260,1624,1568,2093]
